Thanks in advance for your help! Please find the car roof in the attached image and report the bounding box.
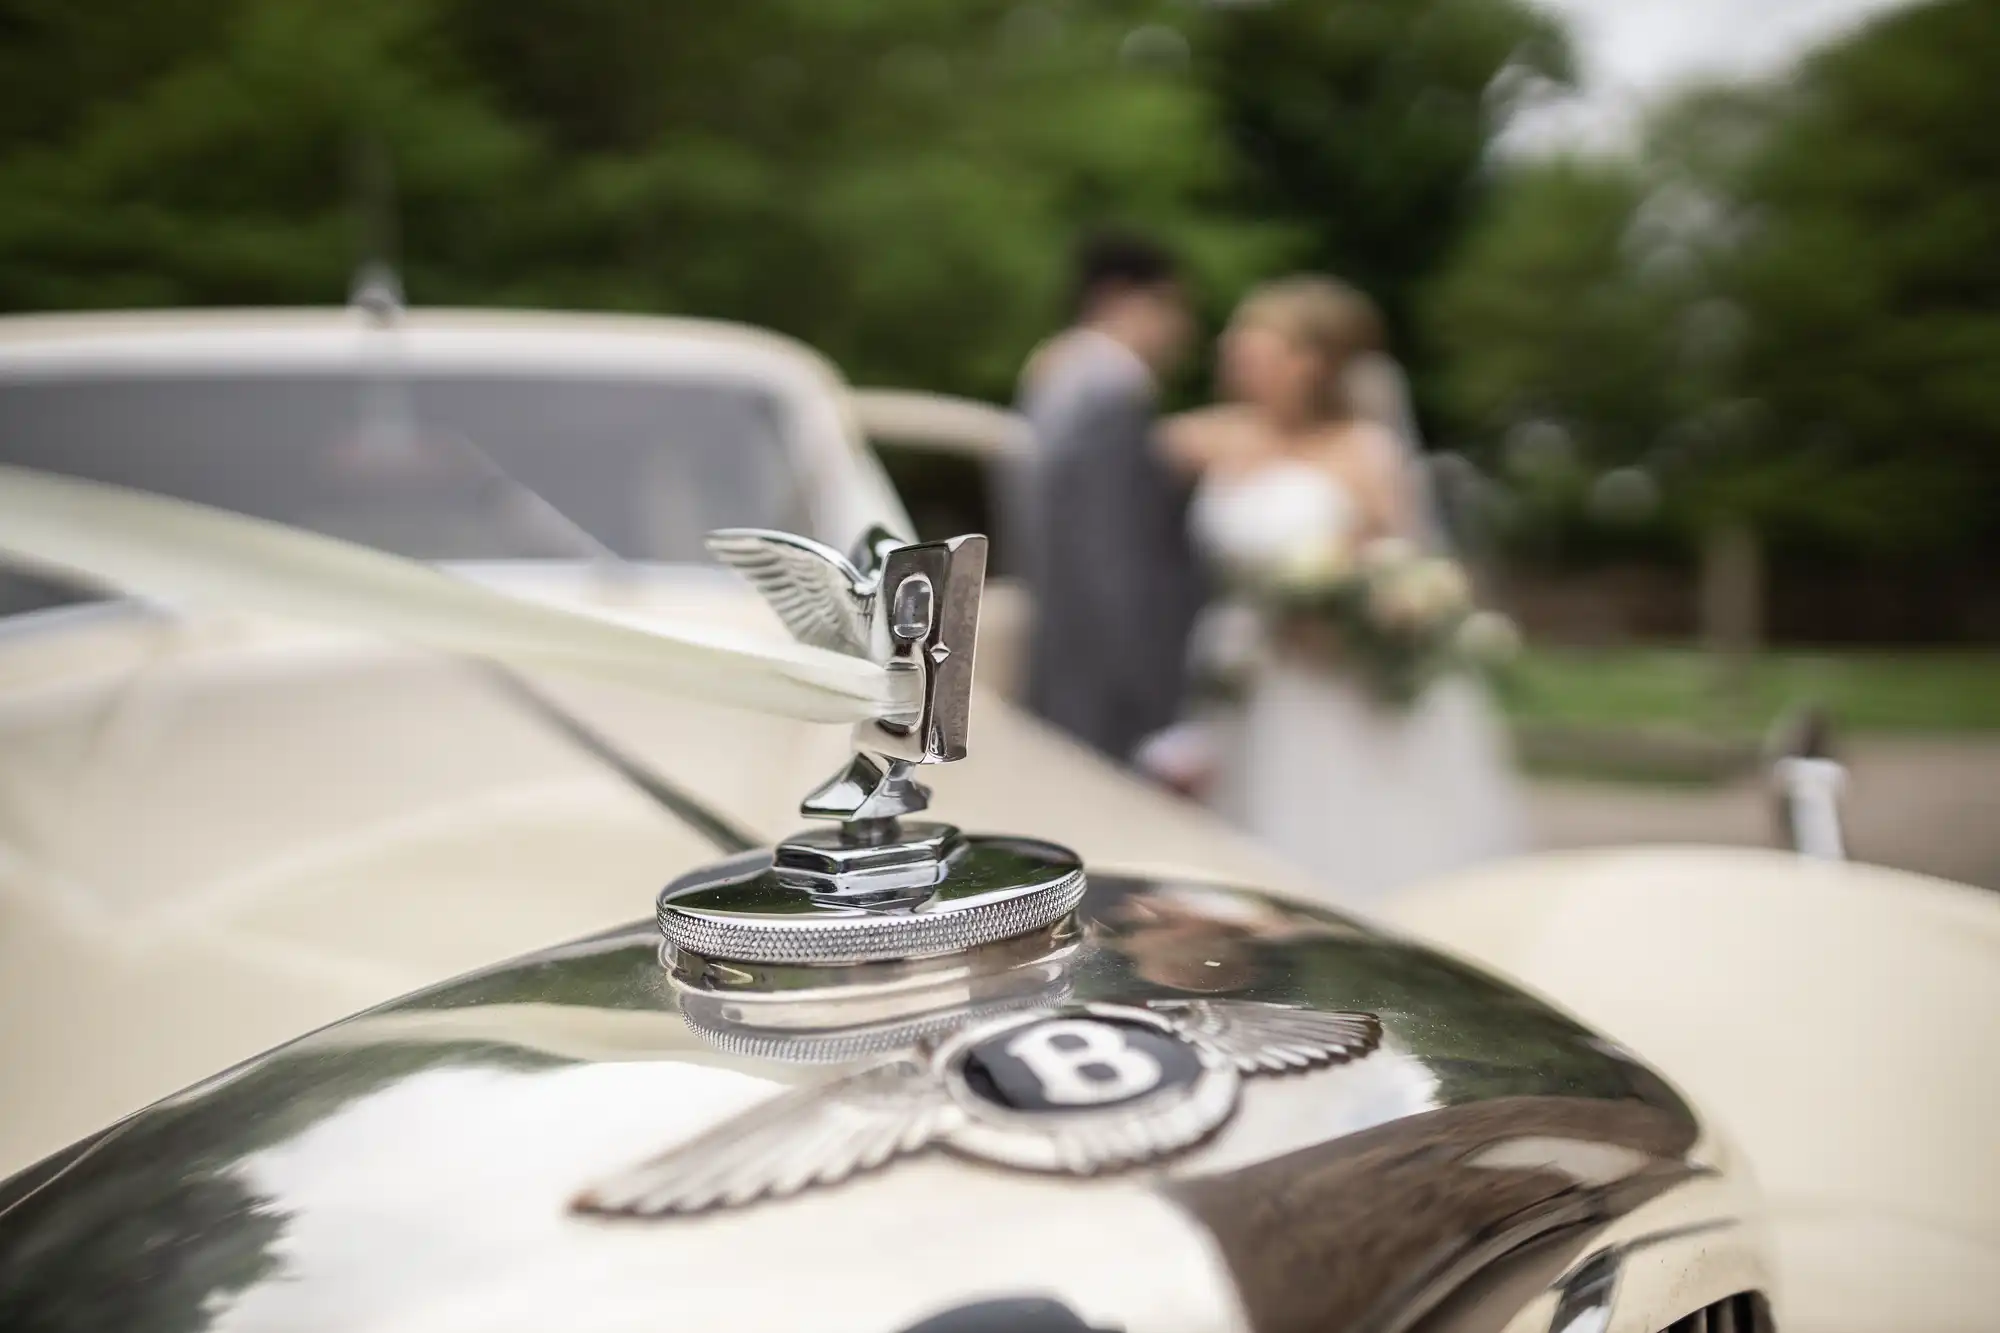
[0,308,846,388]
[0,306,914,549]
[850,388,1028,459]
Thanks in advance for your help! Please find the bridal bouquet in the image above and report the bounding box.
[1261,536,1520,707]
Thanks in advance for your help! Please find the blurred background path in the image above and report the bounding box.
[1529,737,2000,889]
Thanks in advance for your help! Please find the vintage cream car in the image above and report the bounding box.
[0,309,1994,1333]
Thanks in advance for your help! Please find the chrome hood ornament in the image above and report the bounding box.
[633,538,1383,1220]
[658,527,1084,971]
[706,523,983,814]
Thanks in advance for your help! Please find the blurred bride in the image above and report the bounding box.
[1153,275,1523,907]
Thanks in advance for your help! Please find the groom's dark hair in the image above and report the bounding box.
[1070,230,1179,319]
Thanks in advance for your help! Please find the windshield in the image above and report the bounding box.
[0,370,808,604]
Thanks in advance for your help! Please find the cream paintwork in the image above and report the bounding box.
[1380,846,2000,1333]
[0,594,1311,1174]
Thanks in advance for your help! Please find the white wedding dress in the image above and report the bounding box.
[1190,461,1524,909]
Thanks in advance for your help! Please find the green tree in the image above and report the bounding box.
[1427,0,2000,575]
[0,0,1566,403]
[1728,0,2000,560]
[1197,0,1574,395]
[1425,158,1671,470]
[0,0,538,309]
[1421,89,1788,651]
[0,0,1288,398]
[434,0,1292,394]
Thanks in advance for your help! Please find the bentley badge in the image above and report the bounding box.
[575,1000,1382,1217]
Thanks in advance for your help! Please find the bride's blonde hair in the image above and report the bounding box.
[1232,274,1385,422]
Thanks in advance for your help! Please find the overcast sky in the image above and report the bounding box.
[1501,0,1915,153]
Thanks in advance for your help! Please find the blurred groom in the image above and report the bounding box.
[1016,232,1204,770]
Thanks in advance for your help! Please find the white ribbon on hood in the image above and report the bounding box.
[0,464,895,725]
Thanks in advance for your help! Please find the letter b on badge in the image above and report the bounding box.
[1006,1020,1163,1105]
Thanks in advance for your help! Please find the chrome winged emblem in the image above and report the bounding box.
[705,524,987,822]
[575,1001,1380,1218]
[706,529,879,658]
[662,523,1081,974]
[1141,999,1385,1073]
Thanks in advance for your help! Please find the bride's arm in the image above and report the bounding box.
[1158,405,1250,477]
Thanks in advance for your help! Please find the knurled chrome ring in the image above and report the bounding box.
[659,867,1086,965]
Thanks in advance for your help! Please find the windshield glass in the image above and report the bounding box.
[0,370,807,588]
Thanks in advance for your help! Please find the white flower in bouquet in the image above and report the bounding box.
[1454,610,1523,666]
[1403,557,1473,625]
[1362,552,1470,632]
[1272,535,1354,595]
[1358,536,1419,575]
[1366,566,1431,630]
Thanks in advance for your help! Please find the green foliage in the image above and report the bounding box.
[0,0,1257,396]
[1427,0,2000,564]
[4,0,1984,569]
[1426,158,1673,458]
[1728,0,2000,557]
[1506,647,2000,734]
[1201,0,1571,323]
[0,0,1561,403]
[0,0,535,308]
[1200,0,1571,413]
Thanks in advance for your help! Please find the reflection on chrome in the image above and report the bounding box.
[0,872,1772,1333]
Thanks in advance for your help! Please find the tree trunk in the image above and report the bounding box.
[1700,522,1763,690]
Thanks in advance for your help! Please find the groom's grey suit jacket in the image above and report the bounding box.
[1016,333,1204,763]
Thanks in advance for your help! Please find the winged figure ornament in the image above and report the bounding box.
[657,522,1078,974]
[575,1001,1381,1219]
[703,523,988,820]
[706,528,879,659]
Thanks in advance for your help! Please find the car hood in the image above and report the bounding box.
[0,569,1312,1171]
